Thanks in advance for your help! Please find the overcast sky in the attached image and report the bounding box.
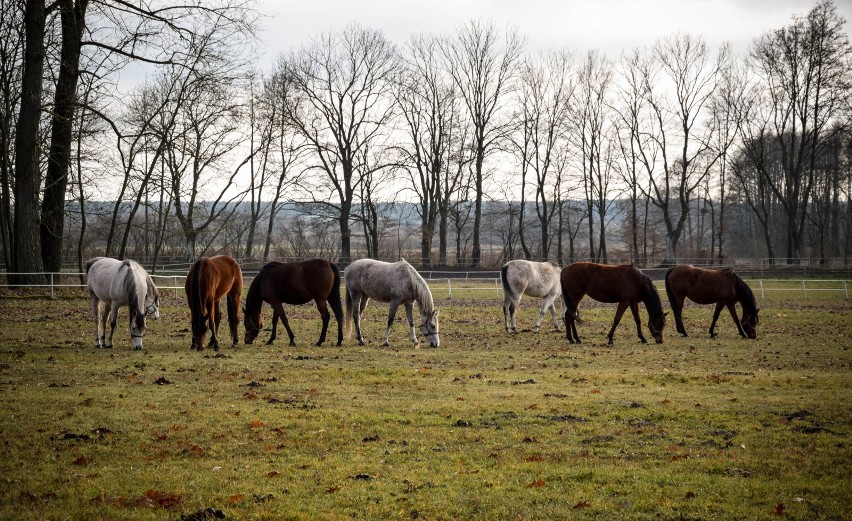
[258,0,852,61]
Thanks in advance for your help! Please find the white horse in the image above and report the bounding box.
[501,259,562,333]
[86,257,160,350]
[344,259,440,348]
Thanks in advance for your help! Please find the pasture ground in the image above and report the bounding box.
[0,287,850,520]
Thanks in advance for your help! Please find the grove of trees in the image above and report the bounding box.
[1,0,850,276]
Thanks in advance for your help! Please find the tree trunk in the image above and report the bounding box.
[11,0,47,284]
[40,0,88,273]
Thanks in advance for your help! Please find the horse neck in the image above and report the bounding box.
[245,273,264,316]
[405,265,433,316]
[735,277,757,314]
[640,281,663,319]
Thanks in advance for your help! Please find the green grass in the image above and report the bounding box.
[0,290,850,520]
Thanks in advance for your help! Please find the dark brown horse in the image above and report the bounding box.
[560,262,667,345]
[185,255,243,351]
[243,259,344,347]
[665,265,759,339]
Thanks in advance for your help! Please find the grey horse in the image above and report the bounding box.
[500,259,562,333]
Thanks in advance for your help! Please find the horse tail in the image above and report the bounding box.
[559,270,584,325]
[328,263,344,322]
[189,259,207,335]
[664,267,676,309]
[500,263,512,302]
[85,257,104,275]
[344,279,353,340]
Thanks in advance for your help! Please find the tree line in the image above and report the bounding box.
[1,0,850,282]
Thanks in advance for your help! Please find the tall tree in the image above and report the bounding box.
[281,24,397,266]
[0,0,24,270]
[637,34,724,264]
[513,49,574,260]
[12,0,49,283]
[441,20,523,267]
[396,34,457,268]
[745,0,851,263]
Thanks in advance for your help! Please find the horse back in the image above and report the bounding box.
[561,262,642,303]
[257,259,336,305]
[668,265,736,304]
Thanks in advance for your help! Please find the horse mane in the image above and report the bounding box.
[731,271,757,312]
[633,266,664,318]
[401,259,433,313]
[122,260,146,331]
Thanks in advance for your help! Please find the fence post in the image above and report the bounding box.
[802,279,807,296]
[844,280,848,299]
[50,273,54,299]
[759,279,765,299]
[448,279,452,300]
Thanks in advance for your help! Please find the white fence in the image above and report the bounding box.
[1,272,849,300]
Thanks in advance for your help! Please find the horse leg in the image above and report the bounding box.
[91,296,103,348]
[271,302,296,346]
[727,302,746,338]
[208,301,221,351]
[314,299,331,347]
[267,309,279,345]
[382,302,400,347]
[351,294,366,346]
[629,302,647,344]
[404,302,419,347]
[709,302,725,338]
[548,297,561,331]
[106,302,118,349]
[607,302,630,346]
[227,290,240,347]
[672,296,688,337]
[502,294,513,333]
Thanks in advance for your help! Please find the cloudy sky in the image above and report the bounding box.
[258,0,852,61]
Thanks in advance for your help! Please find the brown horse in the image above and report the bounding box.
[560,262,667,345]
[243,259,344,347]
[665,265,759,339]
[185,255,243,351]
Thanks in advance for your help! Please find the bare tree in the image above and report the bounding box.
[636,34,724,264]
[441,20,523,267]
[512,49,575,260]
[396,34,457,268]
[0,0,24,270]
[571,50,617,263]
[744,0,851,263]
[280,24,397,265]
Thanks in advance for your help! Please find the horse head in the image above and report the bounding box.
[243,307,263,344]
[742,308,759,339]
[419,309,440,348]
[145,288,160,321]
[648,311,667,344]
[129,310,147,351]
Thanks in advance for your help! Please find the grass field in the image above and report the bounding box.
[0,288,850,520]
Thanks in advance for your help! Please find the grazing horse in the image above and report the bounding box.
[500,260,562,333]
[560,262,667,345]
[243,259,344,347]
[86,257,160,350]
[185,255,243,351]
[665,265,760,339]
[344,259,440,348]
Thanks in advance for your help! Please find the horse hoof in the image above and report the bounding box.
[532,328,539,333]
[679,333,688,338]
[358,340,366,346]
[315,341,323,347]
[134,346,142,351]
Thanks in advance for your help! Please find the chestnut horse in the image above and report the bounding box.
[560,262,667,345]
[185,255,243,351]
[243,259,344,347]
[665,265,759,339]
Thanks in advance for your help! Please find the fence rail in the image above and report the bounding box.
[1,272,849,300]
